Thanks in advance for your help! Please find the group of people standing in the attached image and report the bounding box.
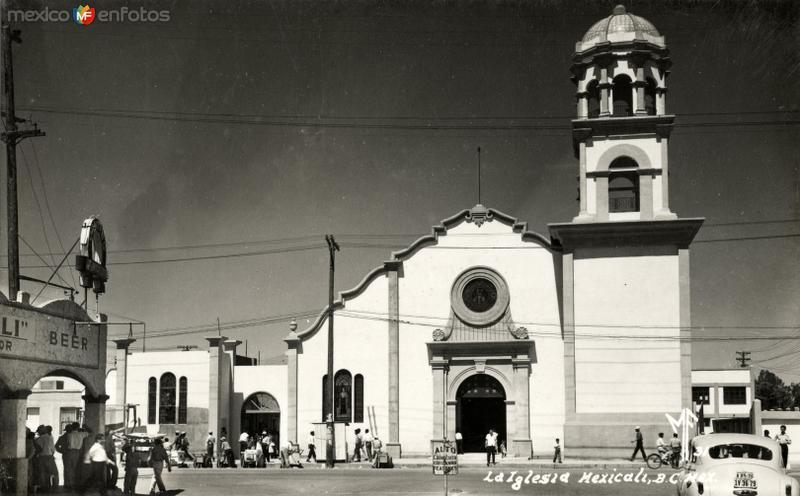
[27,423,117,494]
[204,430,279,468]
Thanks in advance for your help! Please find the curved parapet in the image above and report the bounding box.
[294,205,557,341]
[39,299,94,322]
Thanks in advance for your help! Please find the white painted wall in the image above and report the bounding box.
[574,250,681,413]
[232,365,288,446]
[125,350,210,431]
[296,218,563,455]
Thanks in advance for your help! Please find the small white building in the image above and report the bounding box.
[691,369,754,433]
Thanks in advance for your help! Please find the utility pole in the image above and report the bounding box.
[736,351,751,368]
[2,24,45,301]
[325,234,339,468]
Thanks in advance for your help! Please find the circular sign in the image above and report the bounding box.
[450,267,509,327]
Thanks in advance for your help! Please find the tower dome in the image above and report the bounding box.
[577,5,665,53]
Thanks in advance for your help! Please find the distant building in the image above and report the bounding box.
[691,369,754,433]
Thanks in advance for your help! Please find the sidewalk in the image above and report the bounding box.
[388,453,653,470]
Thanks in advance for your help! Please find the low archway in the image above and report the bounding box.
[456,375,506,453]
[240,392,280,447]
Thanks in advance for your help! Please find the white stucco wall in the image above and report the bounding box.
[574,248,681,413]
[125,350,210,431]
[296,217,563,455]
[232,364,288,446]
[585,138,661,174]
[295,273,390,446]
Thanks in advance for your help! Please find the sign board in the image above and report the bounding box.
[432,441,458,476]
[0,305,101,369]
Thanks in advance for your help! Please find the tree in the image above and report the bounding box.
[755,369,794,410]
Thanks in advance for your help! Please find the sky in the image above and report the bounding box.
[2,0,798,380]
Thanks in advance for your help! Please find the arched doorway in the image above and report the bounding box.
[456,375,506,452]
[240,392,280,446]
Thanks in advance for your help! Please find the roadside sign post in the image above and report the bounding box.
[432,440,458,495]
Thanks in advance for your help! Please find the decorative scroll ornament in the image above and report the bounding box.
[432,328,447,341]
[511,326,529,340]
[466,204,492,227]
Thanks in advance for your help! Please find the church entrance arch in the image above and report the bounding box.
[240,392,280,447]
[456,374,506,453]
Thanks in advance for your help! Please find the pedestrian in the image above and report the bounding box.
[148,437,171,495]
[238,431,249,466]
[205,431,215,467]
[668,433,682,468]
[499,440,507,458]
[553,438,562,463]
[54,424,71,486]
[262,433,272,464]
[35,425,58,491]
[79,425,94,490]
[455,432,463,455]
[352,428,363,462]
[179,431,194,461]
[84,433,109,496]
[485,428,497,466]
[371,436,383,468]
[629,426,647,462]
[764,429,771,438]
[220,436,235,468]
[25,429,37,494]
[120,437,139,495]
[65,422,83,489]
[105,429,119,489]
[363,429,373,461]
[775,425,792,469]
[306,431,317,463]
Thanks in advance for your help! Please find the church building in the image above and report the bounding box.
[102,5,705,460]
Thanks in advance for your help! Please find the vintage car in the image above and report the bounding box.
[676,433,799,496]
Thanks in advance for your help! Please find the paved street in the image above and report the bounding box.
[120,466,697,496]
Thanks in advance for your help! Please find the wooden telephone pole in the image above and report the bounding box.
[325,234,339,468]
[2,24,45,301]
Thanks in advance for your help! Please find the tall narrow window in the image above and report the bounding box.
[612,75,633,117]
[586,80,600,118]
[322,375,331,422]
[178,376,188,424]
[334,370,352,422]
[148,377,157,424]
[159,372,176,424]
[644,78,657,115]
[354,374,364,423]
[608,157,640,212]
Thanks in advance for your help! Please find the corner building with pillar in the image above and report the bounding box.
[286,4,703,459]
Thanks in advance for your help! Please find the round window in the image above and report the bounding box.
[450,267,509,327]
[462,278,498,313]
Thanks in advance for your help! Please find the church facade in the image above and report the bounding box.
[95,5,707,460]
[285,5,703,458]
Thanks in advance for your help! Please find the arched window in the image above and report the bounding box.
[354,374,364,423]
[586,80,600,118]
[159,372,176,424]
[644,78,657,115]
[334,370,352,422]
[612,75,633,117]
[147,377,157,424]
[608,157,640,212]
[178,376,187,424]
[321,375,331,422]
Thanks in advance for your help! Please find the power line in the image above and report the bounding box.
[17,105,800,131]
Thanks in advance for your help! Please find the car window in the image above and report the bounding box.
[707,444,772,461]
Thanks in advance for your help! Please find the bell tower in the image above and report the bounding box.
[570,4,675,222]
[549,6,705,458]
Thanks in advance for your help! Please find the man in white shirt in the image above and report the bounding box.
[485,429,498,466]
[306,431,317,463]
[656,432,667,458]
[238,431,250,467]
[775,425,792,468]
[84,434,109,496]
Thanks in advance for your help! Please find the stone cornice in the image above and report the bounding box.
[548,218,705,251]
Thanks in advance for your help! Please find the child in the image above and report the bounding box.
[499,440,507,458]
[553,438,562,463]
